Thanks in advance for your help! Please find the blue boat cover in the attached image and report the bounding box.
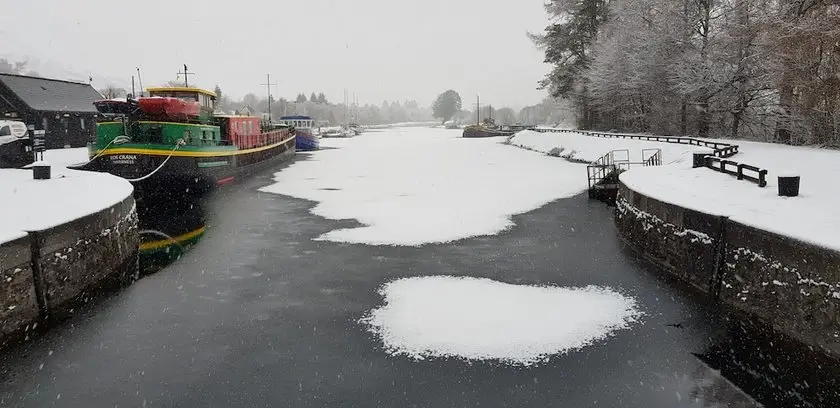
[296,134,319,151]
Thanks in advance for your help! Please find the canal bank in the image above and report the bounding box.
[615,180,840,405]
[0,165,138,349]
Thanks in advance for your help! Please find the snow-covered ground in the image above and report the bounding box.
[0,148,132,245]
[509,129,710,164]
[360,276,642,366]
[260,127,590,246]
[621,140,840,251]
[42,146,89,168]
[511,129,840,252]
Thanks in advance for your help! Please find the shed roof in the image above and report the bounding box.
[0,73,103,113]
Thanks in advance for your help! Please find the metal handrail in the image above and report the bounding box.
[535,128,739,158]
[704,156,768,187]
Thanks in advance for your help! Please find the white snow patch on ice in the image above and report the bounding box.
[260,127,587,246]
[360,276,642,366]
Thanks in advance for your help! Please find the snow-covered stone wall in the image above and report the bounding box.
[615,185,723,293]
[723,221,840,357]
[0,194,138,348]
[0,235,39,348]
[616,182,840,359]
[34,195,139,316]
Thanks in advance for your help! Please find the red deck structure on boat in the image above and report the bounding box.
[138,97,200,120]
[216,116,288,149]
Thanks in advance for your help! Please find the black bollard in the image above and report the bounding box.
[777,175,800,197]
[32,162,51,180]
[692,153,707,168]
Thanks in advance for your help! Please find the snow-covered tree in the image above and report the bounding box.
[432,90,463,124]
[99,86,126,99]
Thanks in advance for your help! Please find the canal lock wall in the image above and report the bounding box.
[0,195,138,348]
[615,182,840,360]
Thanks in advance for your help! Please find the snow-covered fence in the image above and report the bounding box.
[534,128,740,158]
[701,156,768,187]
[537,128,774,188]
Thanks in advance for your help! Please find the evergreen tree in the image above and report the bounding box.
[531,0,611,129]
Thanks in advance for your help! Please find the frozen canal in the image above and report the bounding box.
[0,128,762,407]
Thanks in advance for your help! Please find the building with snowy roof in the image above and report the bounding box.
[0,73,103,148]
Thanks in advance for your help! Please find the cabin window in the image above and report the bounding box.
[147,126,163,143]
[0,126,10,136]
[173,91,198,101]
[183,130,191,143]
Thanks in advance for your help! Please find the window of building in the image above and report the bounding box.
[42,117,49,131]
[80,118,86,130]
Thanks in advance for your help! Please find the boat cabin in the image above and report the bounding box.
[146,87,216,116]
[279,115,313,129]
[216,115,262,149]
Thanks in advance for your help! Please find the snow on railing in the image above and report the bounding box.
[699,155,768,187]
[536,128,772,188]
[534,128,739,158]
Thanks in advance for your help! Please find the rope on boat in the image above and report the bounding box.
[80,135,132,166]
[126,139,185,183]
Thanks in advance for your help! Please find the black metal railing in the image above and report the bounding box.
[534,128,739,158]
[643,148,662,166]
[586,149,663,191]
[535,128,773,187]
[587,150,624,192]
[703,156,768,187]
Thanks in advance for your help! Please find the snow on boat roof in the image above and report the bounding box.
[146,87,216,97]
[214,114,259,118]
[280,115,313,120]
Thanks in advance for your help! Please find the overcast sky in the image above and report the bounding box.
[1,0,550,109]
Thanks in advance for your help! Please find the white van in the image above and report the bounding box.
[0,120,28,146]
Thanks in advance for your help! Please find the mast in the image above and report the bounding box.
[136,67,144,97]
[475,95,480,125]
[261,74,278,123]
[177,64,194,87]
